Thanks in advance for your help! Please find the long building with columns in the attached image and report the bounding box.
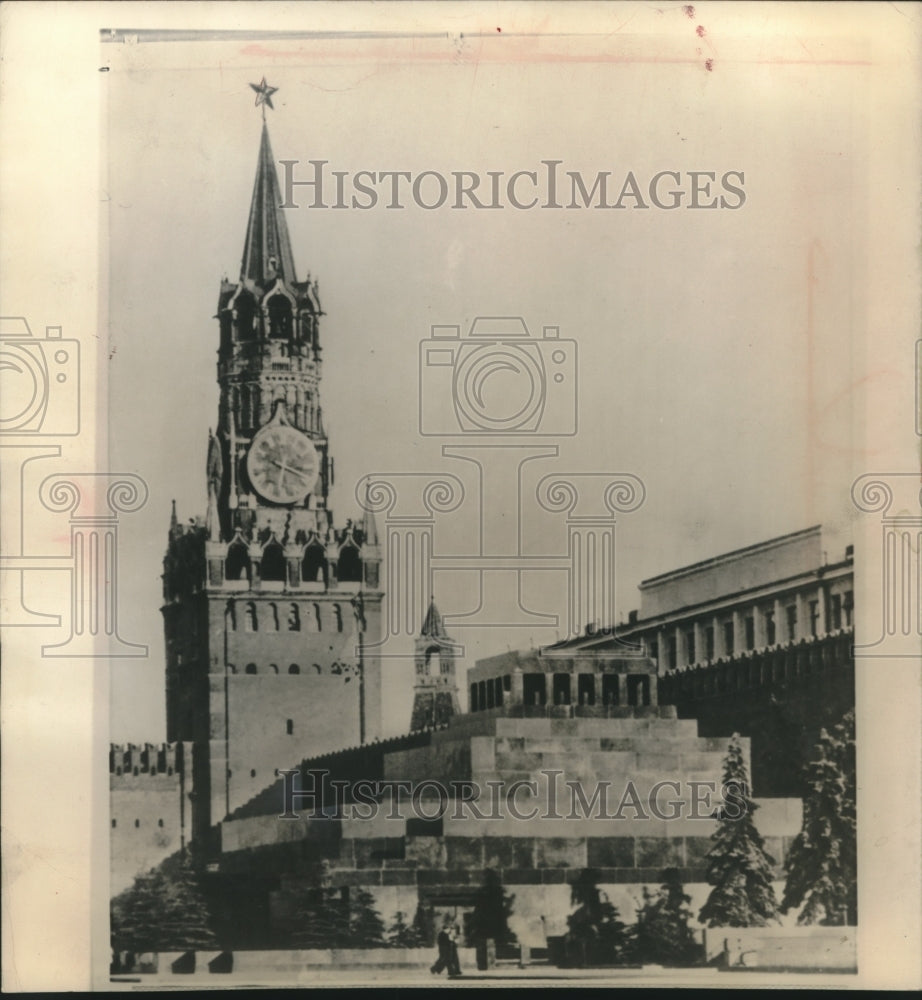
[614,525,852,673]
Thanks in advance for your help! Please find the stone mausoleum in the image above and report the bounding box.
[213,640,801,950]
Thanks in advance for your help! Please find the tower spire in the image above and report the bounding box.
[240,91,296,286]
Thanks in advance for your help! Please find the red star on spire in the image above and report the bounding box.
[249,77,278,117]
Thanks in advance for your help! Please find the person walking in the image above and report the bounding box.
[430,921,453,976]
[447,924,463,979]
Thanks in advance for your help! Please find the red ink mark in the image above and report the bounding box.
[496,26,501,32]
[705,58,714,72]
[696,25,706,37]
[683,5,695,18]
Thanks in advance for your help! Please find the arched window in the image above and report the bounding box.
[226,541,251,582]
[287,604,300,631]
[219,313,232,352]
[250,769,257,778]
[337,543,362,583]
[134,819,140,828]
[225,601,236,631]
[269,663,279,674]
[268,603,280,631]
[112,818,117,829]
[333,604,343,633]
[288,664,300,675]
[286,719,294,735]
[244,602,258,632]
[261,542,286,583]
[312,603,322,632]
[245,663,258,675]
[302,543,326,584]
[268,295,293,339]
[234,292,257,342]
[157,818,164,828]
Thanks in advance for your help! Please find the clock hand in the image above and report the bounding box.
[267,459,310,480]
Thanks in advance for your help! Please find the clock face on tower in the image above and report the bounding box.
[246,423,319,504]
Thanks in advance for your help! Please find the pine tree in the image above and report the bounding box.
[564,868,631,966]
[348,887,387,947]
[698,734,780,928]
[631,868,701,966]
[111,854,217,953]
[467,869,517,947]
[411,899,436,948]
[781,710,857,925]
[288,861,351,948]
[387,910,426,948]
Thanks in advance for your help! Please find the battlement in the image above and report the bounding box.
[109,742,188,778]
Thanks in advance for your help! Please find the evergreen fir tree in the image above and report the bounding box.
[564,868,631,966]
[781,710,857,925]
[698,734,780,928]
[387,910,426,948]
[111,853,217,953]
[348,887,387,947]
[467,869,517,946]
[630,868,701,966]
[288,861,351,949]
[411,899,436,948]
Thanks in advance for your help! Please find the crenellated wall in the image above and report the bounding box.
[109,742,194,896]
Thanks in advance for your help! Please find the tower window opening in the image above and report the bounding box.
[226,542,252,583]
[302,544,326,585]
[261,543,286,583]
[244,602,258,632]
[245,663,258,675]
[158,818,164,828]
[250,769,257,778]
[234,294,257,342]
[288,663,300,674]
[112,818,117,829]
[333,604,343,632]
[287,603,300,631]
[286,719,294,735]
[268,295,293,339]
[337,543,362,583]
[134,819,140,828]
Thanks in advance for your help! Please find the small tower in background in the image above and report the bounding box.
[410,597,461,732]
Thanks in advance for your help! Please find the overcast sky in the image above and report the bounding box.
[105,19,873,741]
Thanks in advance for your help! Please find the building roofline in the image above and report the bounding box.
[638,524,826,590]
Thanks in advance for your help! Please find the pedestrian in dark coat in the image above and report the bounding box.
[448,924,463,978]
[430,922,453,976]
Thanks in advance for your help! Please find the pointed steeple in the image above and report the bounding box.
[421,596,448,639]
[240,122,297,286]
